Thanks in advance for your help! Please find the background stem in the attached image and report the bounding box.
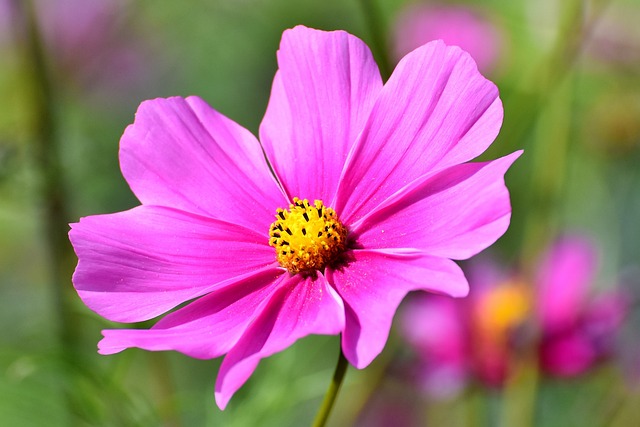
[357,0,393,80]
[16,0,77,351]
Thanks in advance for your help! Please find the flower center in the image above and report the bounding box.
[474,280,530,342]
[269,197,348,274]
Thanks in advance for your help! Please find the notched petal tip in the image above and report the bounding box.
[97,331,128,355]
[261,23,383,203]
[68,206,277,324]
[335,38,507,223]
[119,94,284,229]
[333,250,469,370]
[283,24,347,39]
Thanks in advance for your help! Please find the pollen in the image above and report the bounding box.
[269,197,348,274]
[474,280,531,342]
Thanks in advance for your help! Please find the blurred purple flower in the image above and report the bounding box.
[401,235,627,395]
[1,0,160,101]
[69,25,519,408]
[393,3,502,74]
[536,238,627,376]
[584,4,640,69]
[401,293,470,397]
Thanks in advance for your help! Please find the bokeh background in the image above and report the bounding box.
[1,0,639,425]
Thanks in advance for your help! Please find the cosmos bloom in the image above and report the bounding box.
[393,3,502,74]
[536,237,627,377]
[401,236,627,395]
[401,276,529,393]
[69,25,519,408]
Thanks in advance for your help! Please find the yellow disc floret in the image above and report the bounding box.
[474,280,531,343]
[269,197,348,274]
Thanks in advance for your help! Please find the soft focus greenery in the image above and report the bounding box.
[1,0,639,426]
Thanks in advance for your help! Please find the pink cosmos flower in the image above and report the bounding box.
[536,237,627,377]
[400,236,627,395]
[393,4,502,74]
[69,25,519,408]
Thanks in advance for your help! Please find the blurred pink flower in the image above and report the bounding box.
[401,236,627,394]
[536,238,627,376]
[584,4,640,69]
[401,294,470,397]
[1,0,159,100]
[393,3,502,74]
[70,25,518,408]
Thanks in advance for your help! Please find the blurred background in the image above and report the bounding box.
[0,0,639,425]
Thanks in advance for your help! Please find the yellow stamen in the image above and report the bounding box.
[269,197,347,274]
[474,280,531,343]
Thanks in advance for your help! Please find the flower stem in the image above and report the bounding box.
[499,351,540,427]
[311,347,349,427]
[484,0,611,161]
[357,0,392,80]
[13,0,77,347]
[13,0,78,424]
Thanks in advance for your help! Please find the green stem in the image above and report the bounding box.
[16,0,77,349]
[499,351,540,427]
[311,348,349,427]
[149,352,184,427]
[13,0,78,424]
[357,0,392,80]
[484,0,612,161]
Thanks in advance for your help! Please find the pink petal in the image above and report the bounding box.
[540,292,626,377]
[393,5,502,74]
[583,292,628,337]
[215,273,345,409]
[259,25,383,202]
[335,40,503,224]
[327,249,468,369]
[401,295,467,364]
[416,363,468,399]
[352,152,521,260]
[120,96,286,230]
[464,255,511,291]
[536,236,597,331]
[401,294,469,397]
[540,332,596,377]
[69,205,277,323]
[98,267,284,359]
